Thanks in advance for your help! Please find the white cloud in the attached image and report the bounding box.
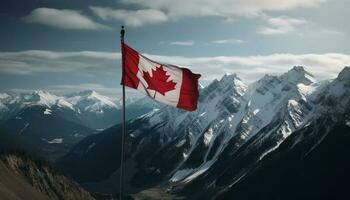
[142,53,350,82]
[0,50,119,75]
[321,29,344,35]
[121,0,326,19]
[90,6,168,27]
[22,7,112,30]
[211,39,246,44]
[223,18,237,23]
[84,0,326,27]
[160,40,195,46]
[1,50,349,83]
[257,16,307,35]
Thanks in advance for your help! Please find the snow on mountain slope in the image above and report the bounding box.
[22,90,62,107]
[0,90,122,119]
[0,90,75,119]
[166,66,321,183]
[66,90,119,113]
[0,93,10,102]
[6,90,74,111]
[125,73,247,150]
[0,89,154,130]
[58,66,350,197]
[64,90,156,129]
[0,93,10,117]
[58,73,250,188]
[166,74,248,180]
[211,68,350,200]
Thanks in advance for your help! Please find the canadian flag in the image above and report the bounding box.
[121,43,201,111]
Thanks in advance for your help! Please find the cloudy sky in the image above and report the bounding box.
[1,0,349,98]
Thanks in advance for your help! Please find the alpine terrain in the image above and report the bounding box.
[0,90,154,160]
[0,151,94,200]
[58,66,350,199]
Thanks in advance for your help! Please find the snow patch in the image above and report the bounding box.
[43,138,63,144]
[182,161,213,183]
[73,133,84,138]
[203,128,214,146]
[19,123,29,134]
[176,139,186,147]
[170,169,193,182]
[297,83,318,101]
[346,120,350,127]
[56,99,75,110]
[170,161,213,183]
[0,93,10,100]
[87,143,96,152]
[44,108,52,115]
[183,152,189,159]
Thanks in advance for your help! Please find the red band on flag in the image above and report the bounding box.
[177,68,201,111]
[121,43,140,89]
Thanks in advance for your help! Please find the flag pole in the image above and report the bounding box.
[119,25,126,200]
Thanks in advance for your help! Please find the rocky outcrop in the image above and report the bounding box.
[0,151,95,200]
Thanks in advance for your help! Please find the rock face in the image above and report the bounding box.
[0,151,95,200]
[215,116,350,200]
[58,67,350,199]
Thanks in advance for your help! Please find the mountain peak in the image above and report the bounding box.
[218,73,247,96]
[32,90,51,95]
[0,93,10,100]
[66,90,107,100]
[23,90,59,107]
[70,90,96,97]
[66,90,119,111]
[219,73,246,87]
[337,66,350,82]
[290,66,306,72]
[220,73,240,82]
[284,66,315,84]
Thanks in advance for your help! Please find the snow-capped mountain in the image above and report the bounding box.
[0,93,10,119]
[57,66,350,199]
[0,90,154,130]
[0,90,156,160]
[0,90,74,122]
[66,90,120,113]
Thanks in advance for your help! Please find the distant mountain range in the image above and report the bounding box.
[57,66,350,200]
[0,90,156,160]
[0,90,156,130]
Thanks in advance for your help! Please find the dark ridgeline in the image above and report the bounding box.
[0,150,95,200]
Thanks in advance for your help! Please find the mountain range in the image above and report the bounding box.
[57,66,350,200]
[0,90,155,160]
[0,90,155,130]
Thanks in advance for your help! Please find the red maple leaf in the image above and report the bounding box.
[143,65,176,96]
